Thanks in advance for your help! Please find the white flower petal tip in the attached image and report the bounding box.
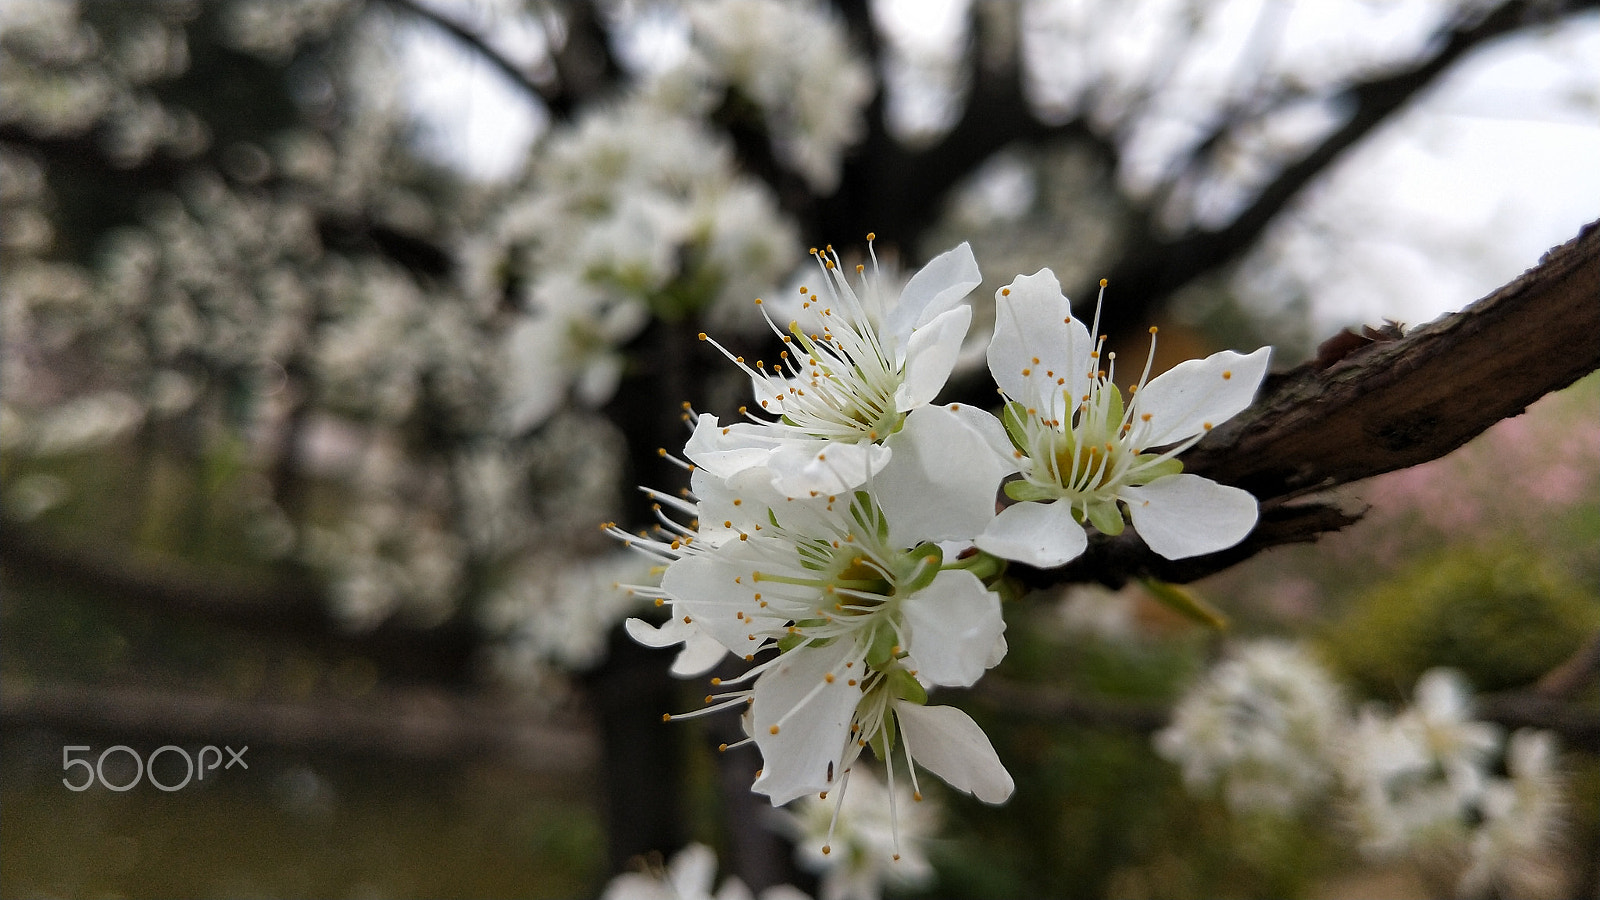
[894,305,972,411]
[1131,346,1272,449]
[1122,475,1258,560]
[976,499,1088,568]
[896,703,1014,804]
[890,241,982,336]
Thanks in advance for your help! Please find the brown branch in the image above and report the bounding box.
[1014,217,1600,590]
[0,679,595,772]
[968,677,1172,734]
[1536,632,1600,698]
[0,525,481,683]
[380,0,556,110]
[970,678,1600,751]
[1090,0,1600,338]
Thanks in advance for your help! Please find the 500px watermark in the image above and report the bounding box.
[62,744,248,792]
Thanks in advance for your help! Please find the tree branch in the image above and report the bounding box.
[380,0,556,108]
[0,678,594,771]
[1089,0,1600,338]
[969,677,1600,751]
[1,525,481,683]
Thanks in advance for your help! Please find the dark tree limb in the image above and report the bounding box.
[1089,0,1600,339]
[0,526,481,684]
[0,678,594,772]
[378,0,621,121]
[381,0,557,110]
[969,676,1600,752]
[1013,217,1600,591]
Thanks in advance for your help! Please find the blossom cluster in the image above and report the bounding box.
[1156,640,1348,814]
[1342,669,1568,899]
[1158,648,1569,899]
[610,238,1272,841]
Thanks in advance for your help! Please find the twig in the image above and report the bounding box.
[0,679,595,772]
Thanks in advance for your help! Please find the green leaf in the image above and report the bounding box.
[1140,578,1229,631]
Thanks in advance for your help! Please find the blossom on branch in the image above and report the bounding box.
[977,270,1270,567]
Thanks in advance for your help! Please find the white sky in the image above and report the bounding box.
[396,2,1600,333]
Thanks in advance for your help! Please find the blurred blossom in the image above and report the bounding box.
[1156,640,1347,814]
[778,767,938,900]
[492,98,798,432]
[1053,584,1140,643]
[676,0,874,193]
[5,392,145,456]
[601,842,811,900]
[3,473,70,522]
[305,498,466,631]
[223,0,360,61]
[1458,729,1568,899]
[483,552,652,674]
[1338,668,1568,898]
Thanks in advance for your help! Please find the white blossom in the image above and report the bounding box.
[601,842,811,900]
[977,270,1270,566]
[681,0,873,192]
[1340,668,1504,858]
[610,412,1013,815]
[779,766,938,900]
[1155,640,1347,814]
[1458,729,1568,899]
[693,241,986,496]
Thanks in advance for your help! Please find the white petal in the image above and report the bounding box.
[767,438,889,496]
[902,570,1005,687]
[693,467,793,545]
[893,305,971,410]
[986,269,1092,423]
[1127,347,1270,449]
[668,843,719,898]
[671,631,730,678]
[751,641,863,805]
[624,616,691,650]
[976,499,1088,568]
[502,317,567,434]
[1121,473,1258,559]
[885,242,982,341]
[575,355,623,407]
[714,878,754,900]
[944,402,1017,465]
[895,702,1014,804]
[874,405,1006,548]
[684,415,783,480]
[660,555,773,656]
